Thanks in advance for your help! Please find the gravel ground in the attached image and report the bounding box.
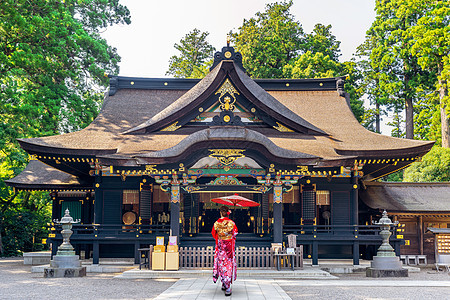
[280,268,450,300]
[0,257,175,300]
[280,285,450,300]
[2,257,450,300]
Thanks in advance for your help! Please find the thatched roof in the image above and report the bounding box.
[16,54,433,175]
[360,181,450,213]
[5,160,90,190]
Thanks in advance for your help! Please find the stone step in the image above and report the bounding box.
[115,267,338,279]
[32,263,134,273]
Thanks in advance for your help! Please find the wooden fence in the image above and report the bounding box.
[179,246,303,269]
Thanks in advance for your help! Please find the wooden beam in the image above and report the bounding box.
[419,215,424,255]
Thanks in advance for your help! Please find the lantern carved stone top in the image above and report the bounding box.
[56,209,80,225]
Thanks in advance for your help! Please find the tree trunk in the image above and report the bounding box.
[439,78,449,147]
[404,71,414,139]
[405,97,414,139]
[0,221,3,256]
[375,101,381,133]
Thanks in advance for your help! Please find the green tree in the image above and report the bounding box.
[408,0,450,147]
[403,146,450,182]
[358,0,435,140]
[231,0,304,79]
[357,34,392,133]
[0,0,130,256]
[166,29,215,78]
[304,23,341,61]
[283,51,341,79]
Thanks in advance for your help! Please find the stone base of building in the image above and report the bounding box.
[23,251,51,265]
[44,266,86,277]
[366,267,408,277]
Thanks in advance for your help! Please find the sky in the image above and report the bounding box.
[100,1,394,133]
[101,0,376,78]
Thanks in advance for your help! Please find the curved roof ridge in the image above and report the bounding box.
[134,127,318,160]
[123,62,223,134]
[124,60,328,135]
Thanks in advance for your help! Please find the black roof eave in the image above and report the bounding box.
[108,75,344,96]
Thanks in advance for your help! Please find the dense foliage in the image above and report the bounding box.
[166,29,215,78]
[0,0,130,256]
[231,1,304,79]
[403,146,450,182]
[359,0,449,147]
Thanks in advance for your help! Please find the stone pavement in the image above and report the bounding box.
[116,267,337,279]
[153,277,291,300]
[152,276,450,300]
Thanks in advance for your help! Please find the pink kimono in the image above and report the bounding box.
[211,217,238,289]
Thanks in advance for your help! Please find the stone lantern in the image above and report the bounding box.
[44,209,86,277]
[367,210,408,277]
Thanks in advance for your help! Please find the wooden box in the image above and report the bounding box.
[165,252,179,270]
[167,245,178,252]
[152,252,165,270]
[153,245,165,252]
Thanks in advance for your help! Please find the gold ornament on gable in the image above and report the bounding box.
[215,79,239,112]
[209,149,245,166]
[161,121,181,132]
[273,122,294,132]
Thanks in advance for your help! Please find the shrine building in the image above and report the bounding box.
[7,46,438,265]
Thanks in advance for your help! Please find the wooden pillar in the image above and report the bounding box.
[262,193,269,234]
[51,192,59,220]
[351,171,359,225]
[134,242,140,264]
[419,215,424,255]
[93,241,99,264]
[51,241,58,259]
[353,241,360,265]
[394,241,400,256]
[273,185,283,243]
[170,183,180,238]
[94,178,103,224]
[312,241,319,266]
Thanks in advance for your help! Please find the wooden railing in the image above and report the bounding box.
[179,246,303,269]
[51,224,171,239]
[283,224,398,240]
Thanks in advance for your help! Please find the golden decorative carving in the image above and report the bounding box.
[145,165,157,173]
[209,149,245,166]
[273,122,294,132]
[223,115,230,122]
[215,79,239,111]
[224,51,232,58]
[161,121,181,131]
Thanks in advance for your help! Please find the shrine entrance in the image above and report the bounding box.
[182,191,264,235]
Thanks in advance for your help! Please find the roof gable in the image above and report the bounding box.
[123,49,327,136]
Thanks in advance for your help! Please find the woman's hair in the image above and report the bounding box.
[219,206,229,217]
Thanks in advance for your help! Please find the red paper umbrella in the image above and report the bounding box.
[211,194,260,207]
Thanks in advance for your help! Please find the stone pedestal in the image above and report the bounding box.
[366,256,408,277]
[43,209,85,278]
[366,210,408,278]
[44,266,86,278]
[367,267,408,277]
[44,255,86,278]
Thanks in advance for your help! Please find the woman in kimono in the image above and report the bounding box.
[212,206,238,296]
